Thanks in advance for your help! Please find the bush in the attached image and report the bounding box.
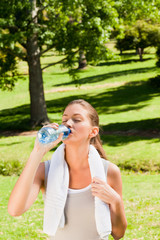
[0,159,24,176]
[116,21,160,59]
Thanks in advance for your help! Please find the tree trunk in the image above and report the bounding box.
[27,0,49,127]
[137,47,143,61]
[78,50,87,69]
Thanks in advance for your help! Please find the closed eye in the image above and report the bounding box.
[73,119,81,122]
[62,120,67,123]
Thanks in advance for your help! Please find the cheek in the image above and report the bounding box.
[76,123,91,135]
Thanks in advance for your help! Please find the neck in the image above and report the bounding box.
[65,143,90,171]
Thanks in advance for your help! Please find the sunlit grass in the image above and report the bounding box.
[1,174,159,239]
[0,48,160,173]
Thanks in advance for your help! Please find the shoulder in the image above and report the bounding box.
[108,162,121,180]
[107,162,122,196]
[101,158,120,179]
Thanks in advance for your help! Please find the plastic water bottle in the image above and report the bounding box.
[37,125,71,144]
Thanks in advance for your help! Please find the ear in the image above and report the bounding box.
[89,126,99,139]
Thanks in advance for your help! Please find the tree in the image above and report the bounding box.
[0,0,118,127]
[114,0,160,58]
[115,21,160,60]
[115,26,136,54]
[115,0,160,24]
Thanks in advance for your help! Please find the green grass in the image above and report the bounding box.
[1,174,159,239]
[0,176,48,239]
[0,48,160,239]
[103,135,160,172]
[121,173,160,239]
[0,48,160,173]
[0,134,160,175]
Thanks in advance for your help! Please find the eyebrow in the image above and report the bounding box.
[62,113,83,117]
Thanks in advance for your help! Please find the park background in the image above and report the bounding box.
[0,0,160,239]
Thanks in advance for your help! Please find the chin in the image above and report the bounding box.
[62,137,79,145]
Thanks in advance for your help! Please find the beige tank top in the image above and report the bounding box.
[44,159,109,240]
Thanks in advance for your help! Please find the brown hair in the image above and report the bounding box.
[66,99,107,159]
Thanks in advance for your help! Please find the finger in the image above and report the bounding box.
[92,192,108,203]
[91,184,105,193]
[92,177,105,184]
[38,132,63,153]
[42,123,59,129]
[91,187,107,198]
[48,132,63,148]
[56,132,64,143]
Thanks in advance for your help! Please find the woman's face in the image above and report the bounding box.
[62,104,93,144]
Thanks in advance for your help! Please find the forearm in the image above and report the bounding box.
[110,196,127,239]
[8,149,44,216]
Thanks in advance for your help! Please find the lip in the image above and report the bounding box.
[68,128,73,133]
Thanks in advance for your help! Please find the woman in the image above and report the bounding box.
[8,99,127,240]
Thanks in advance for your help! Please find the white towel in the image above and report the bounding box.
[43,143,112,239]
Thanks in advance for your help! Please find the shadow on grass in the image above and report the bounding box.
[47,80,153,114]
[97,57,152,67]
[100,119,160,146]
[53,66,157,87]
[77,80,159,115]
[102,118,160,132]
[0,80,159,140]
[0,141,26,146]
[0,105,31,132]
[100,132,160,148]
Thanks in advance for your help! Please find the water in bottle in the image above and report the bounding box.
[37,125,71,144]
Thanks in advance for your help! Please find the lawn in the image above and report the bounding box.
[0,174,159,239]
[0,48,160,173]
[0,47,160,239]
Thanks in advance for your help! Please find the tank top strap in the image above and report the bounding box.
[101,158,110,181]
[44,160,51,189]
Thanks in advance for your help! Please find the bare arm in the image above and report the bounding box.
[91,162,127,239]
[8,124,63,217]
[8,150,45,216]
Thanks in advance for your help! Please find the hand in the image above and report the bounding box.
[91,177,120,208]
[33,123,63,156]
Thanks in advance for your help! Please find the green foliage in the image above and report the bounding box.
[114,0,160,55]
[1,0,159,87]
[0,159,23,176]
[115,0,160,24]
[0,0,119,89]
[0,50,160,174]
[116,21,160,55]
[42,0,119,72]
[0,50,18,90]
[115,26,136,53]
[0,1,30,89]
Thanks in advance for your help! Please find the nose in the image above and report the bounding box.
[66,119,72,128]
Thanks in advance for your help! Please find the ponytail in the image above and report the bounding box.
[90,134,107,160]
